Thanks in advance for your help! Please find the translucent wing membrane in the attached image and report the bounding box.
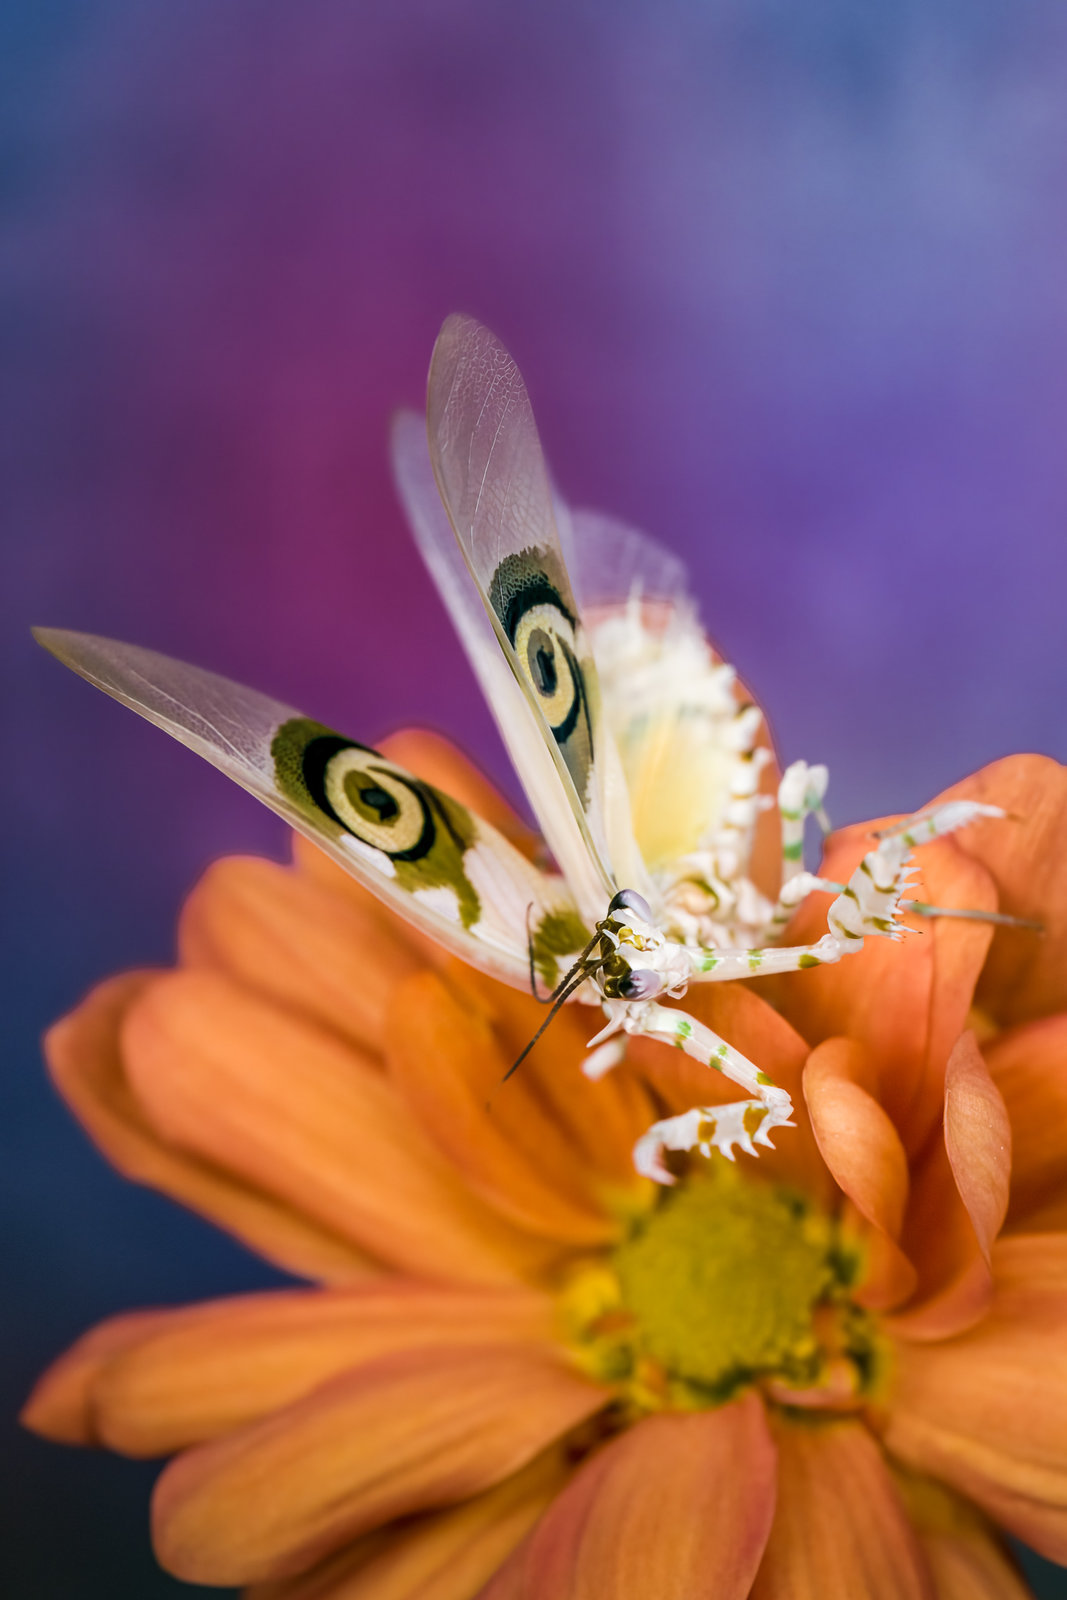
[567,507,695,624]
[424,314,648,905]
[34,629,584,991]
[392,412,608,922]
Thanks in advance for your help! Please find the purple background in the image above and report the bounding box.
[3,3,1066,1595]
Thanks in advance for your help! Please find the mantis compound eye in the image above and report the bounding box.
[599,952,664,1001]
[607,888,653,923]
[617,967,662,1001]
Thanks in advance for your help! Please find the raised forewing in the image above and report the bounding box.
[392,411,609,922]
[34,629,586,991]
[424,314,648,903]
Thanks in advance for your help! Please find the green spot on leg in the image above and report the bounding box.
[783,841,804,861]
[756,1070,775,1086]
[747,951,764,971]
[701,954,719,972]
[798,952,822,968]
[674,1018,693,1048]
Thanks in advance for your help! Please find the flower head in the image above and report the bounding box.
[23,731,1067,1597]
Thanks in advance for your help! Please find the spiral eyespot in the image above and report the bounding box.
[608,889,654,923]
[287,731,436,860]
[320,749,430,856]
[514,610,580,734]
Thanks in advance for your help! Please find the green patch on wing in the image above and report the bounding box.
[271,717,345,837]
[402,785,481,930]
[530,906,590,989]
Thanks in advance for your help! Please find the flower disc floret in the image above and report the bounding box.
[567,1165,883,1411]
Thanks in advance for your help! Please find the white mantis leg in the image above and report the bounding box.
[633,1103,795,1184]
[585,998,795,1177]
[762,760,830,939]
[690,799,1008,983]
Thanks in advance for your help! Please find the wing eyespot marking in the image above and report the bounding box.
[271,718,482,927]
[488,550,595,795]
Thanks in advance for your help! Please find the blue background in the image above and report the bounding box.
[3,2,1066,1594]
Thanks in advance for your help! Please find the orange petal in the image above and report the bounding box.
[935,754,1067,1027]
[452,964,657,1197]
[768,823,995,1153]
[179,856,421,1055]
[847,1214,920,1313]
[479,1397,776,1600]
[886,1256,1067,1563]
[21,1306,180,1445]
[943,1032,1011,1265]
[919,1529,1030,1600]
[386,972,621,1245]
[45,973,374,1284]
[985,1015,1067,1232]
[889,1136,992,1343]
[88,1281,555,1457]
[151,1344,608,1586]
[248,1448,570,1600]
[911,842,998,1149]
[803,1039,909,1239]
[801,1039,916,1310]
[893,1468,1030,1600]
[889,1034,1014,1342]
[633,982,833,1204]
[750,1417,933,1599]
[122,971,559,1286]
[990,1231,1067,1305]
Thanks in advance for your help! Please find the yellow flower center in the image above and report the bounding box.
[563,1164,884,1413]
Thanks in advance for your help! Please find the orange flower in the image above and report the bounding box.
[22,733,1067,1598]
